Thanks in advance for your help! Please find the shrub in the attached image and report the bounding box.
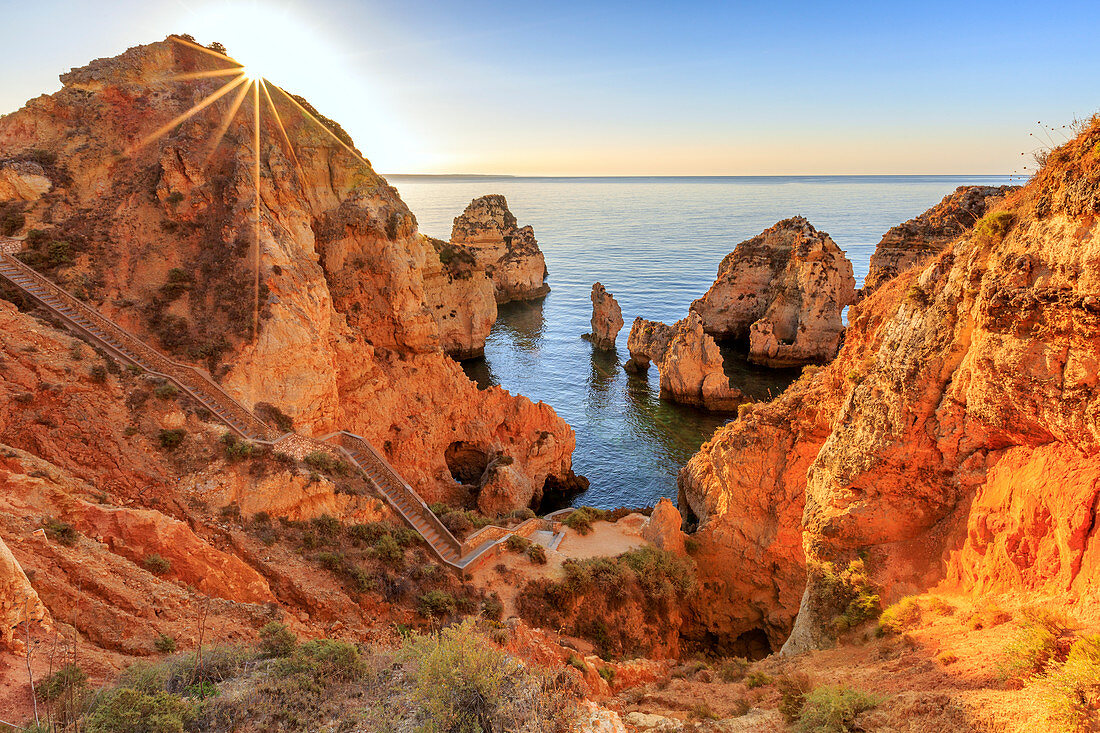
[526,543,548,565]
[159,268,192,300]
[974,211,1015,243]
[418,590,458,617]
[598,666,616,684]
[277,639,366,683]
[157,429,186,450]
[85,688,194,733]
[303,451,349,476]
[777,672,813,722]
[399,619,578,732]
[965,600,1011,630]
[90,364,108,383]
[718,657,749,682]
[505,535,531,553]
[879,596,922,634]
[40,663,88,701]
[259,622,297,658]
[1039,635,1100,731]
[745,670,773,688]
[811,559,881,634]
[998,608,1075,683]
[154,634,177,653]
[254,401,294,433]
[562,507,597,535]
[795,685,879,733]
[47,240,74,267]
[481,593,504,622]
[220,433,256,461]
[143,554,172,576]
[926,597,955,616]
[44,517,79,546]
[154,383,179,400]
[373,532,404,565]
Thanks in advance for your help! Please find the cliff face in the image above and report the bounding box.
[691,217,856,367]
[682,118,1100,655]
[862,184,1018,296]
[450,194,550,304]
[0,38,575,509]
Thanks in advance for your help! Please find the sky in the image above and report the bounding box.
[1,0,1097,176]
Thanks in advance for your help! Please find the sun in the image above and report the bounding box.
[238,65,262,82]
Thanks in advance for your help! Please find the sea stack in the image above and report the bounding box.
[583,282,624,350]
[625,314,744,411]
[450,195,550,303]
[861,184,1019,296]
[691,217,856,367]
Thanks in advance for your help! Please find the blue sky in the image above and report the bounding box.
[2,0,1097,174]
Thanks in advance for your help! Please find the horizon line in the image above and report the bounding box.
[382,172,1021,179]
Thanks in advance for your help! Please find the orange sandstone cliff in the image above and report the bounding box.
[681,119,1100,655]
[0,38,577,512]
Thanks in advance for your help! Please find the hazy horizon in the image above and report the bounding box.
[3,0,1098,177]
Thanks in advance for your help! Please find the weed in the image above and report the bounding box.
[143,554,172,576]
[998,608,1075,683]
[879,596,922,634]
[1039,635,1100,731]
[154,383,179,400]
[795,685,879,733]
[154,634,177,653]
[745,671,772,688]
[44,518,79,546]
[777,672,813,722]
[718,657,749,682]
[259,622,297,658]
[157,429,186,450]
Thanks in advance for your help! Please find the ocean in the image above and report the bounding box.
[389,175,1016,509]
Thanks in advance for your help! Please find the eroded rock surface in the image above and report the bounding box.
[0,534,48,648]
[625,315,743,411]
[583,282,624,350]
[691,217,856,367]
[862,184,1018,295]
[681,120,1100,656]
[450,194,549,304]
[0,38,576,510]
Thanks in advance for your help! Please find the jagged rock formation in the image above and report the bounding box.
[0,534,47,649]
[0,38,576,510]
[861,184,1018,295]
[0,161,52,202]
[680,119,1100,656]
[450,194,549,304]
[624,315,743,411]
[624,317,675,373]
[642,498,686,555]
[583,282,623,350]
[691,217,857,367]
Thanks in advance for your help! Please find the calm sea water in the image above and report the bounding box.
[389,175,1014,509]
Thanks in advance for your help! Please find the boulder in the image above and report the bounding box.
[583,282,624,350]
[643,497,686,555]
[659,313,744,411]
[624,317,675,372]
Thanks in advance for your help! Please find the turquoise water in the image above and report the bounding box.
[389,175,1014,509]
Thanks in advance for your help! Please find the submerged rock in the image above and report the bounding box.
[583,282,624,350]
[861,184,1018,296]
[691,217,856,367]
[450,194,550,304]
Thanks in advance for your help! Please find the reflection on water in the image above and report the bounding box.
[395,174,1015,508]
[718,342,803,402]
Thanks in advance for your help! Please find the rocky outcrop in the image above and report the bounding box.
[861,185,1018,295]
[624,315,743,411]
[0,535,47,648]
[681,119,1100,656]
[0,38,577,510]
[624,317,675,373]
[660,313,744,411]
[450,194,549,303]
[691,217,856,367]
[642,498,686,555]
[583,282,623,350]
[0,161,52,202]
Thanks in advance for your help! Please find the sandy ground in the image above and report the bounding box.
[470,514,651,621]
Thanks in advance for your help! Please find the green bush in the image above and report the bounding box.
[812,559,881,634]
[143,554,172,576]
[505,534,531,553]
[40,663,88,701]
[418,590,458,617]
[481,593,504,622]
[154,383,179,400]
[526,543,548,565]
[303,451,349,476]
[796,685,879,733]
[258,621,297,658]
[745,670,773,688]
[562,507,597,535]
[47,240,74,267]
[879,596,922,634]
[777,672,814,722]
[277,639,366,682]
[399,619,578,732]
[85,688,194,733]
[998,608,1075,682]
[154,634,177,653]
[974,210,1015,243]
[718,657,749,682]
[44,517,79,546]
[157,429,186,450]
[220,433,257,461]
[1039,635,1100,731]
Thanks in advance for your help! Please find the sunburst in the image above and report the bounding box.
[131,35,376,402]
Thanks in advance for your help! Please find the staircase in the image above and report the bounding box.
[0,252,558,571]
